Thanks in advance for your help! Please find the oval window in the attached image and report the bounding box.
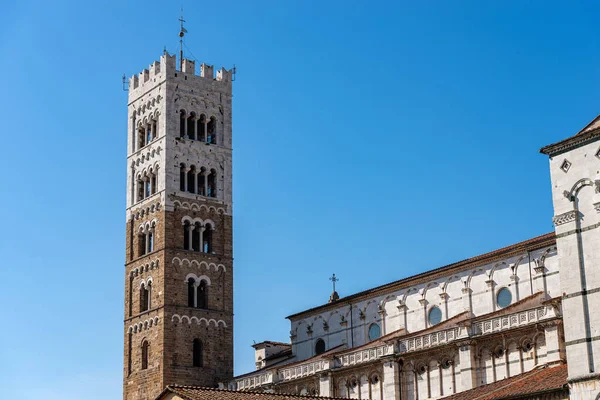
[368,323,381,341]
[497,288,512,308]
[315,338,326,355]
[429,306,442,325]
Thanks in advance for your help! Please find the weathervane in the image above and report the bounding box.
[178,9,187,70]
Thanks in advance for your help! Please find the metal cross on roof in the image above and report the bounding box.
[329,273,339,292]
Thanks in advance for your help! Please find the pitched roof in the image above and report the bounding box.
[287,232,555,320]
[540,114,600,156]
[442,363,568,400]
[157,385,342,400]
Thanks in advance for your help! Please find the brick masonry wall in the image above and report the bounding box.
[123,196,233,400]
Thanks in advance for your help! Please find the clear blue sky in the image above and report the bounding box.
[1,1,599,398]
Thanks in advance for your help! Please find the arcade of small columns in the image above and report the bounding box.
[182,219,214,253]
[179,110,217,144]
[179,164,217,198]
[135,169,158,203]
[138,221,156,256]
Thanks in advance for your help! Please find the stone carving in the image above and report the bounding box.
[552,210,580,226]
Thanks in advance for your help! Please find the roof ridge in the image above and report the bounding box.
[166,384,345,399]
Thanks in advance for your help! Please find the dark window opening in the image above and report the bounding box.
[203,225,213,253]
[183,222,191,250]
[187,112,196,140]
[148,231,154,253]
[187,278,195,307]
[207,170,216,198]
[198,115,206,142]
[315,339,326,355]
[141,341,149,370]
[197,169,206,196]
[197,280,207,309]
[180,164,186,191]
[192,222,201,252]
[207,117,216,144]
[179,110,186,138]
[138,234,146,256]
[187,167,196,194]
[151,175,157,195]
[193,339,203,367]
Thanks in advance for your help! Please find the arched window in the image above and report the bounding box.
[198,115,206,142]
[138,233,146,256]
[193,339,203,367]
[315,338,326,355]
[146,281,152,309]
[140,283,150,312]
[207,170,216,198]
[151,174,157,195]
[179,110,186,137]
[198,167,206,196]
[146,124,152,144]
[180,164,186,191]
[141,340,149,370]
[144,177,151,198]
[187,278,195,307]
[147,230,154,253]
[207,117,216,144]
[183,221,191,250]
[137,178,144,202]
[192,222,202,252]
[203,224,213,253]
[152,118,158,140]
[138,127,145,150]
[187,166,196,194]
[197,280,207,309]
[188,278,196,307]
[368,323,380,341]
[187,112,196,140]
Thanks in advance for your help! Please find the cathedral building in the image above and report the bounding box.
[125,49,600,400]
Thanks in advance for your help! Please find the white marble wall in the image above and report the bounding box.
[290,247,559,362]
[547,133,600,392]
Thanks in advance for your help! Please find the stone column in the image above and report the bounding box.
[419,298,428,328]
[319,373,333,398]
[440,292,449,321]
[192,172,197,194]
[457,341,476,392]
[533,260,547,297]
[543,321,564,363]
[461,287,472,314]
[486,279,496,312]
[200,227,205,253]
[183,168,189,192]
[397,303,408,332]
[187,225,194,251]
[204,173,209,197]
[382,359,400,400]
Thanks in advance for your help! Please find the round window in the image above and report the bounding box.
[368,323,381,341]
[429,306,442,325]
[497,288,512,308]
[315,338,326,355]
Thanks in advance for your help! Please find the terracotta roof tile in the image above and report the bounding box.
[443,363,568,400]
[157,385,342,400]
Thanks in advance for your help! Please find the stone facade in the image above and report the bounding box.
[123,54,234,400]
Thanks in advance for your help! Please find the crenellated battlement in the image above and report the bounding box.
[128,54,232,101]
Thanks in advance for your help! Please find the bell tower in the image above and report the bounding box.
[123,50,234,400]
